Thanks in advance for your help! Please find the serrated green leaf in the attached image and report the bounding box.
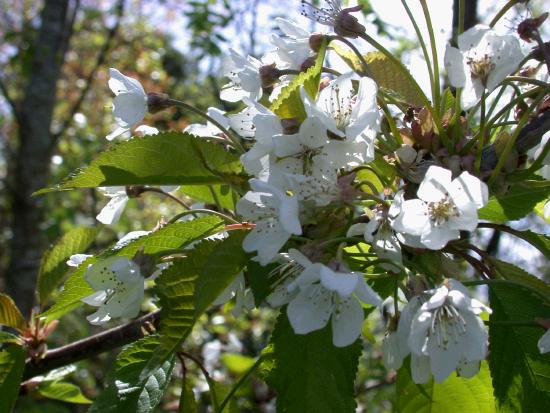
[179,184,238,210]
[41,217,223,322]
[244,260,277,306]
[492,259,550,304]
[37,132,244,194]
[478,181,550,223]
[89,336,175,413]
[0,344,26,413]
[38,226,99,304]
[270,39,327,121]
[0,332,19,345]
[333,46,423,106]
[489,264,550,411]
[396,359,495,413]
[142,231,249,379]
[37,380,92,404]
[261,310,361,413]
[0,293,26,330]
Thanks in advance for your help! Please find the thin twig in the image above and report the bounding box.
[22,310,160,380]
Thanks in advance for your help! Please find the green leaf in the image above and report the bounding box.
[478,181,550,223]
[37,380,92,404]
[178,380,198,413]
[179,184,238,210]
[261,310,362,413]
[489,262,550,411]
[0,293,26,330]
[0,332,19,345]
[270,39,328,121]
[244,260,277,306]
[37,132,244,194]
[89,336,175,413]
[332,46,423,106]
[40,217,223,322]
[396,359,495,413]
[37,226,99,304]
[0,345,26,413]
[221,354,256,375]
[143,231,249,378]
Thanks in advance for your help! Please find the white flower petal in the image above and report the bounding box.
[96,193,129,225]
[287,284,333,334]
[331,297,364,347]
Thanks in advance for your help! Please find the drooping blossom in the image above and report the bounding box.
[81,256,144,325]
[106,68,148,140]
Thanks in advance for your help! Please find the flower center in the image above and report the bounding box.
[427,196,458,226]
[466,54,495,86]
[431,304,467,349]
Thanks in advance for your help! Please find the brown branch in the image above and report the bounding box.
[22,310,160,381]
[51,0,125,142]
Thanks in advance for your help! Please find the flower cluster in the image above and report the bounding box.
[88,0,550,386]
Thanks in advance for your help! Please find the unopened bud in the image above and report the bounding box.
[334,5,366,39]
[309,33,325,52]
[517,13,548,42]
[281,118,300,135]
[147,92,172,114]
[300,56,316,72]
[126,185,147,198]
[259,63,281,88]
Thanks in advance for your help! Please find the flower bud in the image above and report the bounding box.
[334,5,366,39]
[517,13,548,42]
[309,33,325,52]
[126,185,147,198]
[147,92,172,114]
[259,63,281,88]
[281,118,300,135]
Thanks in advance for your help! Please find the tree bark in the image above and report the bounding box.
[6,0,71,316]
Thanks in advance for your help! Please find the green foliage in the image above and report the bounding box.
[244,260,277,306]
[333,47,423,106]
[38,226,99,304]
[178,380,198,413]
[261,311,362,413]
[0,345,26,413]
[270,39,328,121]
[0,293,26,330]
[37,132,244,193]
[478,181,550,223]
[489,262,550,411]
[88,335,175,413]
[41,217,223,322]
[221,353,257,375]
[396,359,495,413]
[143,231,249,378]
[179,184,238,210]
[37,380,92,404]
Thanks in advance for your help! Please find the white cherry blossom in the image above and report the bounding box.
[444,25,524,108]
[271,18,313,69]
[286,250,382,347]
[302,73,379,162]
[407,280,491,383]
[539,329,550,354]
[106,68,148,141]
[82,256,144,325]
[220,50,263,102]
[184,107,229,138]
[236,179,302,265]
[96,186,129,225]
[391,166,488,250]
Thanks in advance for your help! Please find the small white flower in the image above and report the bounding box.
[134,125,159,136]
[444,25,524,108]
[539,329,550,354]
[286,249,381,347]
[302,73,379,162]
[213,273,255,317]
[407,280,491,383]
[237,179,302,265]
[220,50,263,102]
[106,68,148,140]
[82,256,144,325]
[271,18,314,69]
[96,186,129,225]
[392,166,488,250]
